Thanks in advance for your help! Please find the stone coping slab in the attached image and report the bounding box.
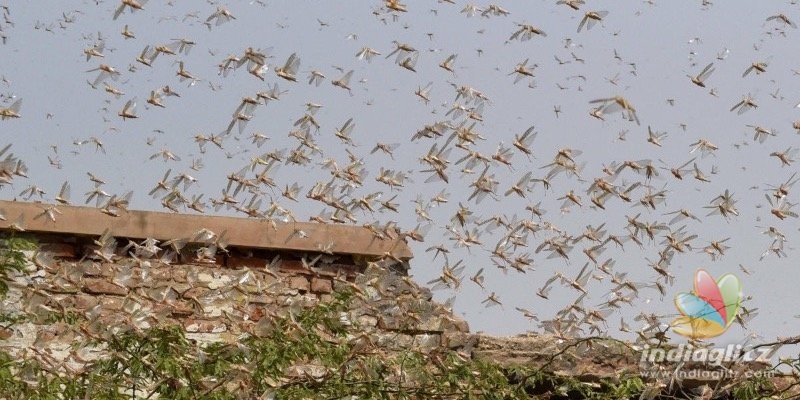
[0,200,413,259]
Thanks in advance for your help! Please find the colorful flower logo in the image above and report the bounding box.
[671,269,742,339]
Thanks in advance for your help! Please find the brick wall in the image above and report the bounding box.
[0,231,471,375]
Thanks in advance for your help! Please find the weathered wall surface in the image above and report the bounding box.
[0,235,471,375]
[1,235,780,396]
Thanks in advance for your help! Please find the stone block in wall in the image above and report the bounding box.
[232,269,274,294]
[450,317,469,333]
[288,275,310,292]
[108,267,134,285]
[414,315,446,332]
[442,331,478,352]
[148,267,172,283]
[181,286,209,300]
[309,264,339,277]
[20,290,48,316]
[242,303,266,322]
[356,303,383,321]
[143,285,180,302]
[169,300,195,317]
[192,271,216,288]
[184,252,224,265]
[100,263,121,278]
[315,263,359,277]
[83,278,128,296]
[356,314,378,327]
[184,318,228,333]
[414,333,441,352]
[310,277,332,294]
[372,333,440,352]
[80,262,103,277]
[275,293,316,312]
[377,315,405,331]
[171,268,188,283]
[209,274,232,290]
[41,277,80,294]
[376,332,413,349]
[100,295,126,311]
[169,281,192,294]
[252,270,280,286]
[150,303,172,318]
[59,263,84,283]
[246,294,276,305]
[417,312,470,333]
[73,294,100,310]
[249,316,275,337]
[332,278,353,292]
[33,324,68,347]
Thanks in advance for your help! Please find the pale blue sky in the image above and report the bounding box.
[1,1,799,356]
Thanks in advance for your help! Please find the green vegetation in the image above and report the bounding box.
[0,290,534,399]
[0,290,790,399]
[0,235,37,330]
[0,234,36,296]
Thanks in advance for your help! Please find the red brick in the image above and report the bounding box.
[227,256,265,269]
[39,243,77,258]
[279,260,309,273]
[310,277,332,294]
[83,278,128,296]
